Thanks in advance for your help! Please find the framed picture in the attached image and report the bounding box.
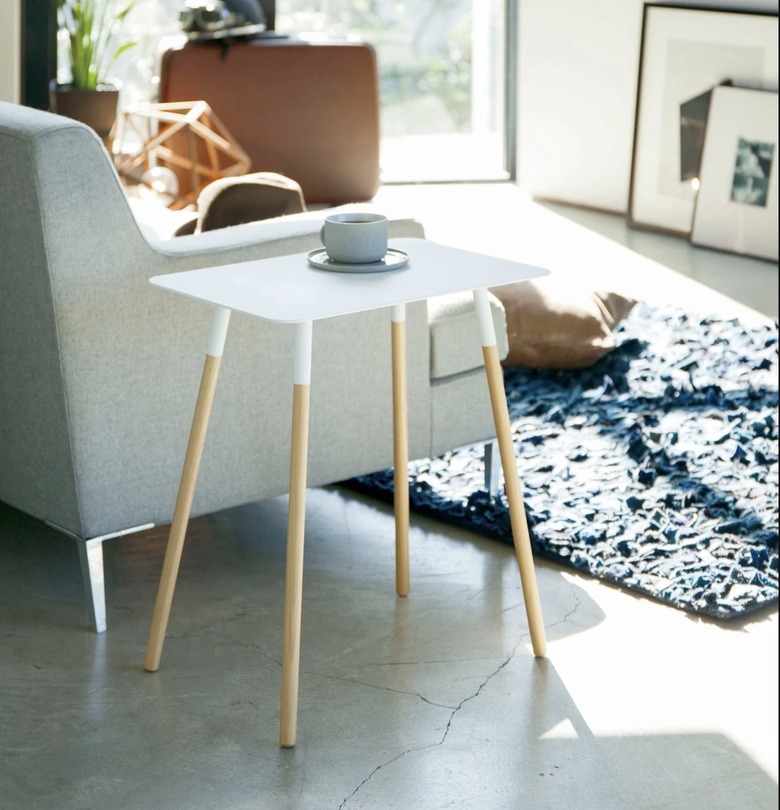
[628,4,778,237]
[691,86,778,262]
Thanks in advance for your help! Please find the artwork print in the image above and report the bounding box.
[730,138,775,207]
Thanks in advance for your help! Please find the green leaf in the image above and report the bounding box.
[57,0,135,88]
[111,41,136,62]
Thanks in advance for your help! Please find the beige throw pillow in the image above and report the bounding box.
[489,278,637,369]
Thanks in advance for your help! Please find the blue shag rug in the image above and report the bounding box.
[346,303,779,620]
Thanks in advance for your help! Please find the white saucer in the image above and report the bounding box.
[306,248,409,273]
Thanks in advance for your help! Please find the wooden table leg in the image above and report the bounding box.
[144,306,232,673]
[391,304,410,597]
[473,289,547,658]
[280,320,313,748]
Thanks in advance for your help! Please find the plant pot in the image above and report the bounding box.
[49,81,120,144]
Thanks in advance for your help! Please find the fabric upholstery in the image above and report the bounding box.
[0,101,500,547]
[0,105,83,532]
[427,291,508,379]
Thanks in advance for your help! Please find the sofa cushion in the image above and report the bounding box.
[428,291,508,379]
[489,278,636,369]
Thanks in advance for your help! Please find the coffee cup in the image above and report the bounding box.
[320,212,389,264]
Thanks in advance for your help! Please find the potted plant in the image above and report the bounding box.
[50,0,137,143]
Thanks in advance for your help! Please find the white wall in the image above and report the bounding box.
[0,0,21,103]
[516,0,779,213]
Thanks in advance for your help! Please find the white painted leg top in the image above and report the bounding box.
[473,288,497,347]
[293,320,313,385]
[392,303,406,323]
[206,306,231,357]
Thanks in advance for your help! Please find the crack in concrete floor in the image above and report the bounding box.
[336,585,585,808]
[336,640,523,809]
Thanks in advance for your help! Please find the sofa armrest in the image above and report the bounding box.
[427,291,508,379]
[134,202,425,269]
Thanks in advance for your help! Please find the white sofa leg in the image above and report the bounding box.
[77,538,106,633]
[484,439,501,497]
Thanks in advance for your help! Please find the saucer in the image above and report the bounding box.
[306,248,409,273]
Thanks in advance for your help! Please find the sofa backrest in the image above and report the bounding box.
[0,104,90,530]
[0,103,163,532]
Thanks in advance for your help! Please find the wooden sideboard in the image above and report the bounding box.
[158,36,381,205]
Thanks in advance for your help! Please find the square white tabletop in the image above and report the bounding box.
[150,237,550,323]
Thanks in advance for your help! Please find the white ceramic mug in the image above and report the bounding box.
[320,212,389,264]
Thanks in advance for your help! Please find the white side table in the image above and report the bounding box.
[143,237,550,747]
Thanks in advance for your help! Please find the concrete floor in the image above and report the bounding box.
[1,185,778,809]
[1,489,777,810]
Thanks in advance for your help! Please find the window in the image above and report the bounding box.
[276,0,511,183]
[42,0,513,184]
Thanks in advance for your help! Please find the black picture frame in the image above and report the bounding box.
[627,3,778,237]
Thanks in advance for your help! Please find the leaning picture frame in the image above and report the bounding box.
[691,86,778,262]
[628,4,778,237]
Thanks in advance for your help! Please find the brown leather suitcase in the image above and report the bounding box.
[158,37,381,205]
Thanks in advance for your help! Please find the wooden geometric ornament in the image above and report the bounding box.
[114,100,251,209]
